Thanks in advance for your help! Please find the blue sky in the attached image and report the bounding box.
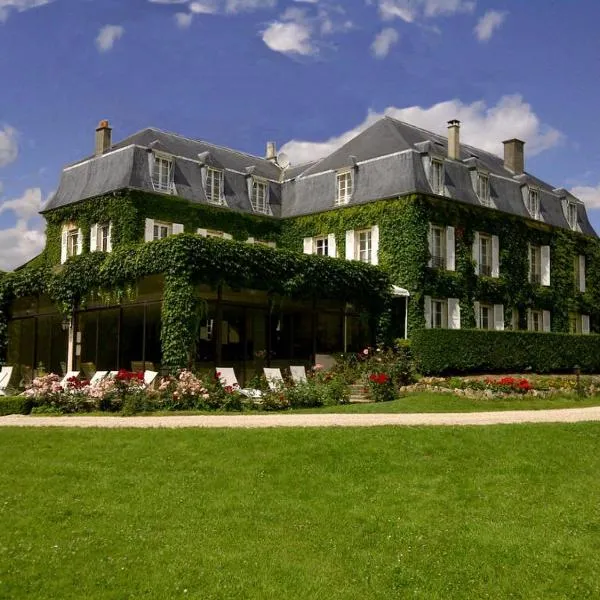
[1,0,600,269]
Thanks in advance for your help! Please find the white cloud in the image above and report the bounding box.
[371,27,399,58]
[0,188,46,271]
[262,20,314,55]
[190,0,218,13]
[280,95,563,165]
[570,185,600,210]
[95,25,124,52]
[0,125,18,168]
[378,0,475,22]
[474,9,507,42]
[224,0,275,13]
[175,11,193,27]
[0,0,53,22]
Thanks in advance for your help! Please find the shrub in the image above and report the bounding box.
[412,329,600,375]
[0,396,33,416]
[367,373,396,402]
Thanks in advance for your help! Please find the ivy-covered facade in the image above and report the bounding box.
[1,116,598,381]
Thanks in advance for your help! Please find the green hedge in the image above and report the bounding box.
[0,396,32,416]
[411,329,600,375]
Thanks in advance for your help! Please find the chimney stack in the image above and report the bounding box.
[265,141,277,162]
[95,120,112,156]
[447,119,460,160]
[503,138,525,174]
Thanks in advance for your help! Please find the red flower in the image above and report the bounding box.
[369,373,390,385]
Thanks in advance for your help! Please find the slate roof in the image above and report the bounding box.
[42,118,597,237]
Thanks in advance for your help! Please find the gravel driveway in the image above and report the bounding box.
[2,406,600,428]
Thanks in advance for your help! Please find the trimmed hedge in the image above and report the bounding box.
[411,329,600,375]
[0,396,32,416]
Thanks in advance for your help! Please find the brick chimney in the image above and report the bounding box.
[447,119,460,160]
[95,120,112,156]
[503,138,525,174]
[265,141,277,162]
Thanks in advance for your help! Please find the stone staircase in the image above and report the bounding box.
[348,382,371,404]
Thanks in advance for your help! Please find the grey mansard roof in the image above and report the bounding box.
[43,118,597,237]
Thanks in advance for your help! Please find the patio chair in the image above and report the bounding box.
[19,365,33,388]
[80,362,96,380]
[89,370,108,386]
[131,361,155,373]
[290,365,308,384]
[144,371,159,388]
[108,371,119,378]
[263,367,285,391]
[0,366,14,397]
[216,367,262,399]
[60,371,80,390]
[315,354,336,371]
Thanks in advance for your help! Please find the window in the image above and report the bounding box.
[357,230,372,263]
[151,155,173,193]
[479,234,492,276]
[569,312,581,334]
[430,160,444,195]
[530,310,543,332]
[98,224,110,252]
[527,188,540,219]
[430,225,446,269]
[530,245,541,284]
[477,172,490,206]
[479,304,493,330]
[575,255,586,293]
[251,179,268,213]
[566,202,578,230]
[431,299,448,329]
[314,236,329,256]
[153,222,171,240]
[205,168,223,204]
[66,228,79,259]
[336,171,353,205]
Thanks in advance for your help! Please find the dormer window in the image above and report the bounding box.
[476,172,490,206]
[250,179,269,214]
[430,159,444,195]
[205,167,223,205]
[527,188,540,219]
[336,170,353,205]
[151,153,174,194]
[566,201,578,230]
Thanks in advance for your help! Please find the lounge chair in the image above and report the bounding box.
[90,370,108,386]
[60,371,80,390]
[80,362,96,380]
[290,365,307,384]
[216,367,262,399]
[0,366,13,396]
[144,371,158,388]
[263,367,285,391]
[314,354,336,371]
[131,361,155,373]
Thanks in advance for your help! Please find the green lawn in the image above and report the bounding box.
[1,426,600,599]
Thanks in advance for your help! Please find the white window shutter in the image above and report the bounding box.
[267,241,276,249]
[428,224,433,268]
[303,237,313,255]
[76,229,83,255]
[542,310,551,332]
[579,255,586,293]
[541,245,551,286]
[446,226,455,271]
[494,304,504,331]
[107,222,113,252]
[172,223,184,235]
[582,314,590,335]
[424,296,432,329]
[223,233,233,241]
[492,235,500,278]
[60,226,68,264]
[448,298,461,330]
[90,224,98,252]
[527,308,532,331]
[345,230,355,260]
[246,237,255,244]
[197,228,208,237]
[371,225,379,266]
[472,231,480,275]
[474,301,480,329]
[528,244,532,282]
[145,219,155,242]
[327,233,337,258]
[200,165,208,190]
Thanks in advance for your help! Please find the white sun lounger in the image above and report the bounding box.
[144,370,159,388]
[0,366,14,396]
[290,365,307,384]
[216,367,262,399]
[263,367,285,391]
[89,370,108,386]
[60,371,80,390]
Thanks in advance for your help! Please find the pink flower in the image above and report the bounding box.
[362,348,369,356]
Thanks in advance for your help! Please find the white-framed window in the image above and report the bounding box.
[251,179,269,214]
[98,223,110,252]
[153,221,172,240]
[205,167,223,204]
[357,229,372,263]
[529,245,542,285]
[61,224,83,263]
[566,201,578,230]
[527,188,540,219]
[314,236,329,256]
[430,159,444,195]
[479,303,493,330]
[530,309,543,332]
[430,225,446,269]
[151,154,174,193]
[425,296,460,330]
[431,298,448,329]
[66,228,79,258]
[569,312,582,334]
[336,171,353,205]
[479,234,492,277]
[477,172,490,206]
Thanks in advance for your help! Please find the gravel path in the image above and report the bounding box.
[2,406,600,428]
